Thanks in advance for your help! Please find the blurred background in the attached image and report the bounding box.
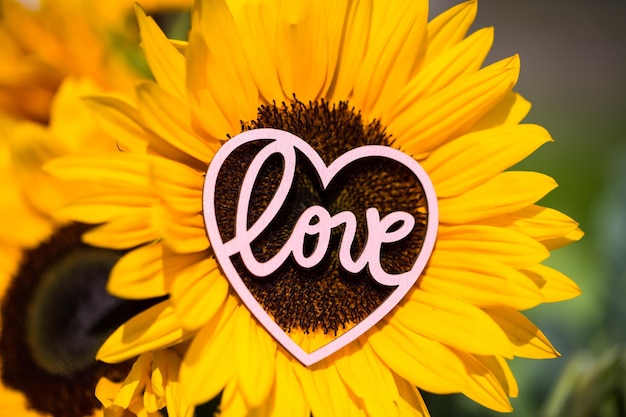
[425,0,626,415]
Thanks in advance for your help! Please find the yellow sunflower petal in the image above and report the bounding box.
[83,95,149,153]
[522,264,582,302]
[353,0,427,116]
[98,301,192,363]
[484,307,559,359]
[56,190,159,224]
[392,373,431,417]
[398,290,513,357]
[475,355,519,398]
[393,55,520,157]
[149,155,204,214]
[45,153,150,187]
[471,92,532,131]
[264,350,310,417]
[274,1,331,101]
[83,211,160,249]
[540,227,585,250]
[450,349,512,412]
[369,322,466,394]
[170,257,229,330]
[188,0,257,134]
[180,297,238,404]
[136,5,187,101]
[421,124,552,198]
[293,359,354,417]
[234,308,277,408]
[109,242,168,299]
[372,320,510,411]
[439,172,558,224]
[136,83,218,166]
[227,0,284,103]
[388,26,493,119]
[423,0,477,66]
[421,252,543,310]
[479,205,581,244]
[437,225,550,268]
[326,0,371,101]
[161,210,209,253]
[335,340,400,417]
[220,380,249,417]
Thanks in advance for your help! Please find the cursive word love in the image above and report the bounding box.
[205,129,437,287]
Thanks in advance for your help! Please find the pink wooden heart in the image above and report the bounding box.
[203,128,438,366]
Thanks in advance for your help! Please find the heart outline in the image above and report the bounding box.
[203,128,438,366]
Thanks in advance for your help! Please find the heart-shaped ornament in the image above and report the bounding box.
[203,128,438,366]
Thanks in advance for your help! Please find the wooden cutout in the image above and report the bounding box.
[203,128,438,366]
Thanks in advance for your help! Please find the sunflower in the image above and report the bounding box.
[47,0,583,415]
[0,78,168,417]
[0,0,192,123]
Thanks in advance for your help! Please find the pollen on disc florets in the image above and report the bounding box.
[214,99,428,335]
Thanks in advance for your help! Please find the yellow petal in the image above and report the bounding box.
[388,26,493,119]
[450,348,512,412]
[275,1,330,100]
[137,83,218,167]
[83,211,160,249]
[421,123,552,198]
[421,252,543,310]
[398,290,513,357]
[474,355,519,398]
[45,153,151,187]
[227,0,284,103]
[109,243,168,299]
[479,205,581,244]
[484,307,559,359]
[234,309,277,408]
[264,350,310,417]
[180,297,238,404]
[471,92,532,131]
[220,379,250,417]
[375,321,509,411]
[392,55,520,158]
[135,5,187,100]
[171,257,229,331]
[353,0,427,116]
[423,0,477,66]
[540,227,584,250]
[439,172,558,224]
[335,340,399,417]
[392,373,431,417]
[522,264,581,303]
[369,322,466,394]
[293,359,354,417]
[98,301,192,363]
[113,354,152,408]
[56,190,158,224]
[188,0,257,133]
[83,95,149,153]
[149,155,204,214]
[161,210,209,253]
[326,0,372,101]
[437,225,550,268]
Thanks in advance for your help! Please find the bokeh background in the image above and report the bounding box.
[425,0,626,415]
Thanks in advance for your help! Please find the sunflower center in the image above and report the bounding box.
[214,99,428,335]
[0,223,166,417]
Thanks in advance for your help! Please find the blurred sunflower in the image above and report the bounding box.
[47,0,583,415]
[0,0,192,122]
[0,79,168,417]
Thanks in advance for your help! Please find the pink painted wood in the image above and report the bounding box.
[203,128,438,366]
